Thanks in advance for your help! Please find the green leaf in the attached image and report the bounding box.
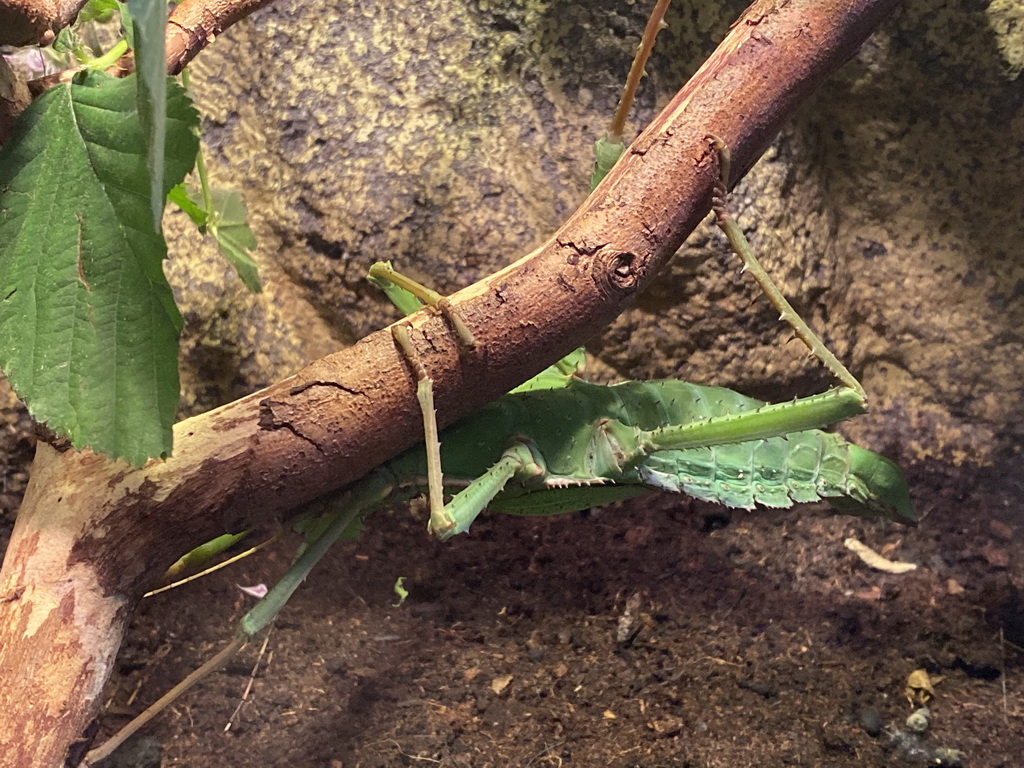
[125,0,168,229]
[78,0,119,24]
[392,576,408,607]
[52,26,80,55]
[0,71,199,464]
[207,189,262,292]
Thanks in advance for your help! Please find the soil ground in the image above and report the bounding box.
[81,465,1024,768]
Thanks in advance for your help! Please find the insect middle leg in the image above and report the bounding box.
[369,260,477,350]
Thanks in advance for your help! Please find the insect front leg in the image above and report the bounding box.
[369,260,478,351]
[391,323,453,538]
[640,387,867,453]
[372,260,486,537]
[434,441,546,541]
[391,323,547,540]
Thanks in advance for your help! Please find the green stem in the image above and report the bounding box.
[83,39,129,72]
[180,68,215,217]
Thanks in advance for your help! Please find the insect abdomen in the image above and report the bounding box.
[637,431,854,510]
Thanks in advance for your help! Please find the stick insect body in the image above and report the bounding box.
[362,335,912,540]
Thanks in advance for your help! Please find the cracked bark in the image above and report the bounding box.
[0,1,903,766]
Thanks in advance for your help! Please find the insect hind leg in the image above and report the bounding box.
[706,135,865,400]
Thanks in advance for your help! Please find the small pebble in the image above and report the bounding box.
[933,747,965,767]
[859,706,883,737]
[409,602,444,620]
[324,656,347,674]
[616,593,644,647]
[906,706,931,733]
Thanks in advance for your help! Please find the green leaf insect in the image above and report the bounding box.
[170,184,261,292]
[351,342,913,541]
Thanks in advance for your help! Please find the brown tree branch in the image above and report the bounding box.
[0,1,903,766]
[0,0,86,46]
[0,0,273,143]
[0,0,267,49]
[166,0,274,75]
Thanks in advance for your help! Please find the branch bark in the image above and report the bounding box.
[0,1,902,766]
[0,0,267,49]
[166,0,275,75]
[0,0,85,46]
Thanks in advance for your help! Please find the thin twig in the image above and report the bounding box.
[84,635,247,764]
[1001,627,1009,725]
[143,534,283,598]
[607,0,673,140]
[225,632,272,731]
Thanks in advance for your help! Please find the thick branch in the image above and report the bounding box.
[0,0,85,46]
[0,2,903,766]
[166,0,274,75]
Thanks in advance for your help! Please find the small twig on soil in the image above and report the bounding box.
[523,740,567,768]
[371,739,441,763]
[225,632,272,731]
[1001,627,1008,725]
[84,635,248,764]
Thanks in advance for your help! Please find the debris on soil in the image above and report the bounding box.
[844,537,918,574]
[905,669,942,707]
[93,478,1022,767]
[615,591,644,647]
[906,706,931,733]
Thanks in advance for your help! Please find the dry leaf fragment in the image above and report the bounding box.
[491,675,513,695]
[844,538,918,574]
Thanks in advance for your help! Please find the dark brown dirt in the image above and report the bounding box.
[91,465,1023,768]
